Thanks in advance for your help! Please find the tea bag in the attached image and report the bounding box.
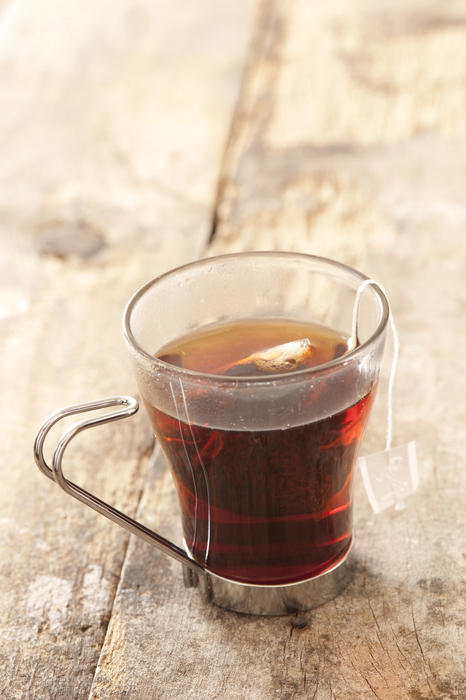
[352,279,419,513]
[223,338,314,376]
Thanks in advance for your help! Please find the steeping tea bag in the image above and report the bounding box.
[223,338,314,375]
[352,279,418,513]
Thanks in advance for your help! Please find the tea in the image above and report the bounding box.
[146,319,375,585]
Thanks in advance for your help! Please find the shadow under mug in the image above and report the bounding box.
[34,252,389,615]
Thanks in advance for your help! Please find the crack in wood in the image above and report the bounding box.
[208,0,286,244]
[389,620,412,673]
[362,674,383,700]
[367,645,386,684]
[298,647,306,689]
[411,607,436,699]
[364,585,399,675]
[207,0,266,244]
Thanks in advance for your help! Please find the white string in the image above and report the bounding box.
[350,279,399,451]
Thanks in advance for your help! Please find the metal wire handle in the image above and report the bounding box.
[33,396,203,573]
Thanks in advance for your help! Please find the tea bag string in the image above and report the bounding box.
[350,279,399,452]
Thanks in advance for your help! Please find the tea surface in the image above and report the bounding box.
[157,317,348,376]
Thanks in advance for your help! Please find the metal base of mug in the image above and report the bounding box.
[183,545,353,616]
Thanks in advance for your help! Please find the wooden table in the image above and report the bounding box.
[1,1,465,698]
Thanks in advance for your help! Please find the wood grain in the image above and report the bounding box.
[0,1,257,698]
[91,1,466,699]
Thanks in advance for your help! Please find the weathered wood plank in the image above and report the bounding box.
[0,1,257,698]
[91,1,465,699]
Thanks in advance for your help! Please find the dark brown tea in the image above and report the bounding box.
[145,319,375,585]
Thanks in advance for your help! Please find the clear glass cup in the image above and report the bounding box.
[123,252,389,585]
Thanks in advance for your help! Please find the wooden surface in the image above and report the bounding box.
[1,1,465,698]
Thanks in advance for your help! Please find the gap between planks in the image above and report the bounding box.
[208,0,277,244]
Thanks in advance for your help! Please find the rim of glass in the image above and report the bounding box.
[122,251,390,384]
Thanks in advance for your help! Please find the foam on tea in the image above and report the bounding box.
[146,318,375,585]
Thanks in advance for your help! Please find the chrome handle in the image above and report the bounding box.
[33,396,204,574]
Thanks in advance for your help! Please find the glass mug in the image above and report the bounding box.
[34,252,388,615]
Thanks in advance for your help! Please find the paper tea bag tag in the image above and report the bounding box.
[359,442,418,514]
[351,279,419,514]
